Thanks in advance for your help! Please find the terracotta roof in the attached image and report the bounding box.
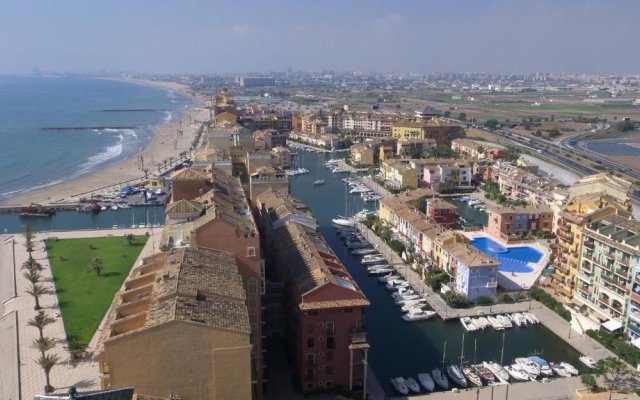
[426,198,457,210]
[445,242,500,268]
[170,167,209,181]
[488,204,553,215]
[166,199,204,216]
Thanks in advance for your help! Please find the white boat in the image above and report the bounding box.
[313,179,325,185]
[367,266,393,276]
[483,361,510,382]
[523,312,540,324]
[528,356,553,376]
[515,357,540,378]
[418,373,435,392]
[100,206,107,211]
[550,362,572,377]
[390,377,409,396]
[579,356,597,369]
[116,203,130,209]
[385,280,409,291]
[462,367,483,387]
[332,216,354,227]
[431,368,449,390]
[560,362,579,375]
[361,256,386,265]
[352,248,377,255]
[505,364,529,381]
[475,317,490,329]
[401,301,428,313]
[446,364,468,387]
[346,240,370,249]
[378,274,401,283]
[402,308,436,321]
[487,316,504,330]
[406,377,421,393]
[460,317,479,332]
[497,315,513,329]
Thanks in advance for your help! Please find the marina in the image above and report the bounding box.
[289,149,588,396]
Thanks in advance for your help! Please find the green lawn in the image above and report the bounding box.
[46,235,148,344]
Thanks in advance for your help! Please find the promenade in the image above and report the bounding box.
[0,227,161,399]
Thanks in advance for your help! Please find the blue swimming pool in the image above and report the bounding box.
[470,236,543,273]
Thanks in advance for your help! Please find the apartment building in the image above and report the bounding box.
[94,248,252,400]
[253,129,287,150]
[486,204,553,240]
[396,138,437,159]
[568,173,633,208]
[350,143,375,166]
[391,119,463,145]
[451,139,507,161]
[380,159,419,190]
[575,214,640,341]
[426,198,457,227]
[422,161,472,188]
[255,189,370,394]
[447,242,500,301]
[494,162,562,206]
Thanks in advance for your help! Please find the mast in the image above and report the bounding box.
[474,339,477,364]
[500,333,506,365]
[442,340,447,369]
[460,332,465,369]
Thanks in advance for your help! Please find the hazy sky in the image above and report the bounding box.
[1,0,639,74]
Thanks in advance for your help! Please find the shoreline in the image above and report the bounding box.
[0,78,208,207]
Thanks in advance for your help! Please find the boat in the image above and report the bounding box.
[460,317,479,332]
[549,362,572,377]
[560,362,579,375]
[515,357,540,378]
[385,280,409,291]
[462,367,483,387]
[497,315,513,329]
[361,256,386,265]
[332,216,354,227]
[400,301,428,312]
[313,179,325,186]
[476,317,490,330]
[528,356,553,376]
[505,365,530,381]
[579,356,597,369]
[19,203,55,218]
[367,266,393,276]
[90,202,102,214]
[116,203,131,209]
[378,274,401,283]
[402,308,436,321]
[472,364,496,383]
[352,248,377,255]
[446,364,468,387]
[110,205,118,211]
[417,373,435,392]
[406,377,421,393]
[483,361,510,382]
[431,368,449,390]
[390,377,409,396]
[487,315,504,330]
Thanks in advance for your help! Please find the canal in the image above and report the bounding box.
[289,149,584,395]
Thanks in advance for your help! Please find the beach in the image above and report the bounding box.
[0,79,208,207]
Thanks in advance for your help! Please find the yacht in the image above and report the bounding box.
[528,356,553,376]
[446,364,468,387]
[462,367,483,387]
[402,308,436,321]
[515,357,540,378]
[385,280,409,291]
[431,368,449,390]
[505,365,530,381]
[487,316,505,330]
[497,315,513,329]
[390,377,409,396]
[406,377,421,393]
[460,317,479,332]
[483,361,509,382]
[417,373,435,392]
[475,317,490,330]
[560,362,579,375]
[331,216,354,227]
[378,274,401,283]
[549,362,572,378]
[352,248,377,255]
[361,256,386,265]
[367,266,393,276]
[313,179,325,186]
[579,356,597,369]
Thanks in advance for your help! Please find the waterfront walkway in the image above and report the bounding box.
[355,223,617,363]
[0,227,161,399]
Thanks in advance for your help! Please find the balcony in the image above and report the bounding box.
[350,329,368,344]
[631,292,640,306]
[555,262,569,275]
[614,267,629,280]
[584,240,595,249]
[618,257,630,267]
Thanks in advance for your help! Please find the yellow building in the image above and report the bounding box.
[380,160,418,190]
[392,119,463,145]
[350,144,374,166]
[379,143,394,161]
[95,248,252,400]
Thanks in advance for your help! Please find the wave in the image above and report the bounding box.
[163,111,172,124]
[75,134,124,176]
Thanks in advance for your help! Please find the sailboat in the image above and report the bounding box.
[447,333,468,387]
[432,341,450,390]
[332,183,354,226]
[313,154,325,185]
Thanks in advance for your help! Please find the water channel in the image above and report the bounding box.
[289,149,584,395]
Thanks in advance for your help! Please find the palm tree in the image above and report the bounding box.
[28,311,55,340]
[26,282,53,310]
[36,352,59,393]
[22,257,42,272]
[23,268,42,285]
[67,341,88,367]
[23,223,34,256]
[31,336,55,358]
[90,257,104,276]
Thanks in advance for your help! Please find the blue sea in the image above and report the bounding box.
[0,76,192,201]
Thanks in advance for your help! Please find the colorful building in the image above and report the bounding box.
[447,242,500,301]
[486,204,553,240]
[350,143,375,166]
[426,198,457,227]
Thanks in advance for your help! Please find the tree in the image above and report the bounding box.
[444,111,451,118]
[458,112,467,121]
[124,233,137,246]
[67,341,88,367]
[23,224,34,256]
[595,357,635,396]
[36,353,60,393]
[22,257,42,272]
[26,282,53,310]
[23,268,42,285]
[28,311,55,340]
[484,119,499,130]
[91,257,104,276]
[32,336,55,358]
[581,374,597,391]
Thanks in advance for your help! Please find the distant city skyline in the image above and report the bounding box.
[1,0,639,75]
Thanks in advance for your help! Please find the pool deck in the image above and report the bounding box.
[462,232,552,291]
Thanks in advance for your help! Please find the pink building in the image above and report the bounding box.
[486,204,553,240]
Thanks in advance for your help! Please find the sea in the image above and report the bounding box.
[0,76,192,201]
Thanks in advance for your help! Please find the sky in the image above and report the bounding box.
[1,0,639,75]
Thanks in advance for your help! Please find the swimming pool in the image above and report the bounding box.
[470,237,543,273]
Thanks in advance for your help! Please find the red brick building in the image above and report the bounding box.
[486,204,553,240]
[256,189,370,394]
[425,198,457,227]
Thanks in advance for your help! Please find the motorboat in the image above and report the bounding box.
[331,216,354,227]
[560,362,579,375]
[313,179,325,186]
[406,377,421,393]
[487,316,505,330]
[515,357,540,378]
[431,368,449,390]
[446,364,468,388]
[523,312,540,324]
[475,317,490,329]
[352,248,377,255]
[497,315,513,329]
[367,266,393,276]
[400,300,427,312]
[460,317,479,332]
[378,274,401,283]
[394,294,422,305]
[462,367,483,387]
[390,377,409,395]
[110,205,118,211]
[402,308,436,321]
[385,280,409,291]
[549,362,572,378]
[361,256,386,265]
[483,361,509,382]
[579,356,597,369]
[528,356,553,376]
[20,203,56,218]
[346,240,370,249]
[472,364,496,384]
[417,373,435,392]
[505,365,529,381]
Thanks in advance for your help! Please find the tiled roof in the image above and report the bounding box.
[446,242,500,268]
[166,199,204,216]
[426,198,457,210]
[170,167,209,181]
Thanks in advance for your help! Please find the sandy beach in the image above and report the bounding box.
[0,78,209,207]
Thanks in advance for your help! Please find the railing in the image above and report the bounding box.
[350,330,368,344]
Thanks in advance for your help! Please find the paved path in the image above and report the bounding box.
[0,228,161,399]
[361,176,391,197]
[0,311,19,400]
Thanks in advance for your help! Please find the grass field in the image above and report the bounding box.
[46,235,148,344]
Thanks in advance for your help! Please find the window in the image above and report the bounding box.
[307,338,314,348]
[326,351,333,362]
[326,365,333,376]
[246,247,257,257]
[306,323,315,334]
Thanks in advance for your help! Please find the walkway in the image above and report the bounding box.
[361,176,391,197]
[0,227,161,399]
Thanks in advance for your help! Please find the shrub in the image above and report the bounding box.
[580,374,597,391]
[442,291,469,308]
[426,271,448,292]
[529,286,571,321]
[585,330,640,367]
[501,294,514,303]
[475,296,493,306]
[388,240,405,255]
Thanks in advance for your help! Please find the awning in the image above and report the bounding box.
[601,319,623,332]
